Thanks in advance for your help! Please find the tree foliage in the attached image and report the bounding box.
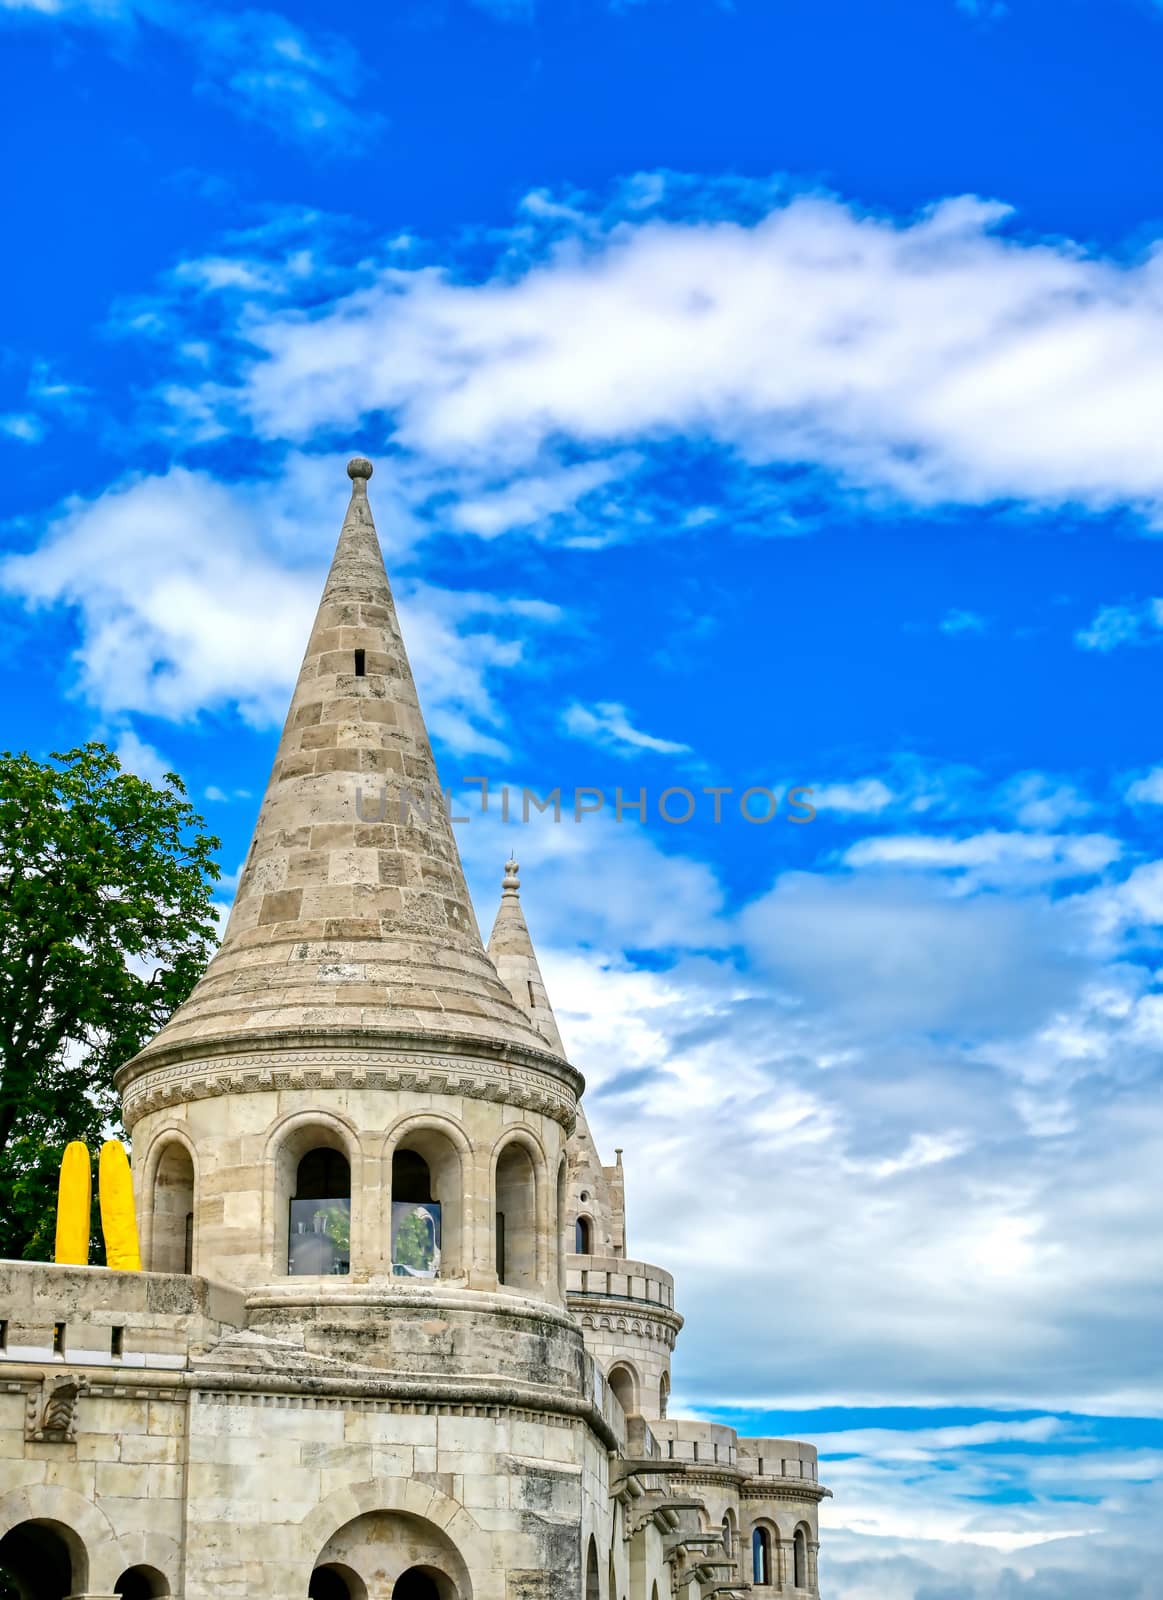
[0,743,220,1261]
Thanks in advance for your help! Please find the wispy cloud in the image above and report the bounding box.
[562,699,693,756]
[940,606,988,635]
[1076,598,1163,652]
[0,0,379,149]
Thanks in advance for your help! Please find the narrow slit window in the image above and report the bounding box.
[354,648,366,677]
[0,1319,7,1350]
[527,979,536,1007]
[52,1321,66,1356]
[111,1326,124,1359]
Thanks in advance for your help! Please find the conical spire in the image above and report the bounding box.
[486,858,566,1057]
[132,458,559,1065]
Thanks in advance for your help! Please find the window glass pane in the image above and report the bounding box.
[288,1198,351,1275]
[392,1200,442,1277]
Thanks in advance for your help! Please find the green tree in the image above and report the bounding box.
[0,743,220,1261]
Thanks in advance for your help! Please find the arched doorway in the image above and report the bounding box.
[0,1520,83,1600]
[150,1142,195,1273]
[115,1565,169,1598]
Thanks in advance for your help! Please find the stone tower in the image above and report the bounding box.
[0,458,829,1600]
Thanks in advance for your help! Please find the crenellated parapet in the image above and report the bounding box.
[566,1254,683,1420]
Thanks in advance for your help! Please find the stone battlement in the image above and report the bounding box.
[565,1254,677,1311]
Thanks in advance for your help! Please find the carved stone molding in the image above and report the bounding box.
[121,1047,578,1131]
[572,1306,681,1349]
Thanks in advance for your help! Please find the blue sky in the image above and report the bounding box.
[4,0,1163,1594]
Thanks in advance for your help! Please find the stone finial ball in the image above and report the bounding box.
[347,456,374,481]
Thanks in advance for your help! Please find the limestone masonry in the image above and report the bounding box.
[0,457,829,1600]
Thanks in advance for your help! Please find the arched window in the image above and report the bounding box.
[150,1141,195,1273]
[607,1363,637,1415]
[794,1526,808,1588]
[390,1126,464,1278]
[310,1565,366,1600]
[658,1370,670,1420]
[0,1520,85,1600]
[288,1147,350,1276]
[557,1161,568,1294]
[751,1527,771,1588]
[495,1140,538,1289]
[115,1566,169,1598]
[721,1516,732,1558]
[575,1215,592,1253]
[391,1148,440,1278]
[393,1569,446,1600]
[584,1537,600,1600]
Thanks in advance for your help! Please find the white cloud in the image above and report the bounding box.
[0,413,43,443]
[843,829,1121,886]
[810,778,897,814]
[561,700,693,757]
[113,727,173,785]
[1075,598,1163,651]
[450,457,638,541]
[939,606,988,635]
[0,460,562,753]
[155,185,1163,530]
[1125,766,1163,805]
[1000,772,1092,829]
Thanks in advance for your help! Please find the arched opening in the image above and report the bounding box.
[394,1567,451,1600]
[584,1536,599,1600]
[658,1370,670,1420]
[751,1527,771,1588]
[390,1150,440,1278]
[115,1565,169,1598]
[0,1520,84,1600]
[794,1526,808,1589]
[150,1141,195,1273]
[289,1147,351,1276]
[721,1514,733,1558]
[557,1160,568,1294]
[494,1140,538,1290]
[310,1564,367,1600]
[607,1363,637,1415]
[389,1127,463,1278]
[311,1506,469,1600]
[574,1215,592,1253]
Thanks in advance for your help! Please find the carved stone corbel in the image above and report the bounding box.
[25,1372,86,1443]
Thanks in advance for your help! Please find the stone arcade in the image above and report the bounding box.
[0,458,828,1600]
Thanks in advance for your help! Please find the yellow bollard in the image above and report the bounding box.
[54,1141,92,1266]
[98,1139,142,1271]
